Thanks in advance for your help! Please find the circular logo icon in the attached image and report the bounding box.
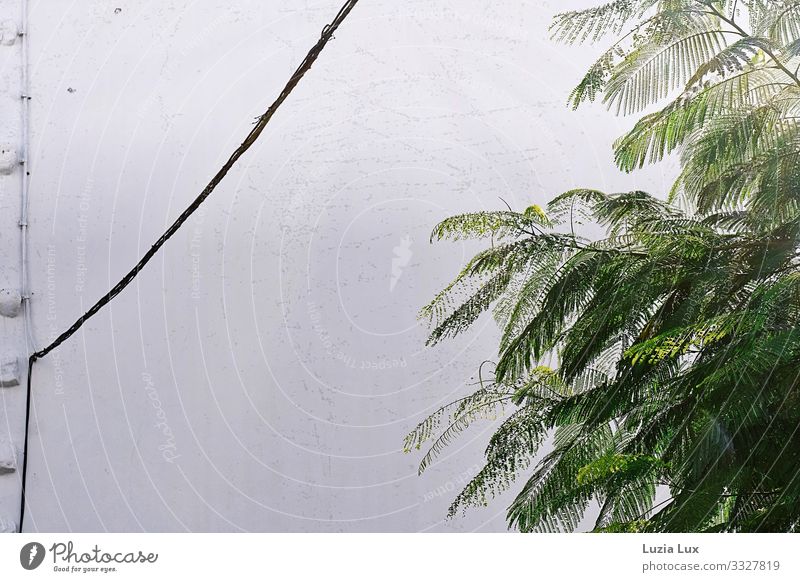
[20,542,46,570]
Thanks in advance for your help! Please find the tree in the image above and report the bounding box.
[406,0,800,532]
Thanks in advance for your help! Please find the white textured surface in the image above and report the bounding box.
[0,439,16,473]
[0,288,21,318]
[0,515,16,533]
[0,0,24,533]
[0,144,17,174]
[0,19,18,46]
[0,358,20,388]
[15,0,678,532]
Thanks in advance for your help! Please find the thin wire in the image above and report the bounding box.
[18,0,362,533]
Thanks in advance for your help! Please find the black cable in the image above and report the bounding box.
[17,0,362,533]
[18,356,35,533]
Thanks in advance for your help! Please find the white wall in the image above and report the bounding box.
[0,0,25,534]
[4,0,678,532]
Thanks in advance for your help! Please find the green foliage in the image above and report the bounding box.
[408,0,800,533]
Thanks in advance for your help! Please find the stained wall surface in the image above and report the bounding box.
[0,0,26,535]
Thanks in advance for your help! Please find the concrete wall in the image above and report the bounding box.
[1,0,677,532]
[0,0,25,534]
